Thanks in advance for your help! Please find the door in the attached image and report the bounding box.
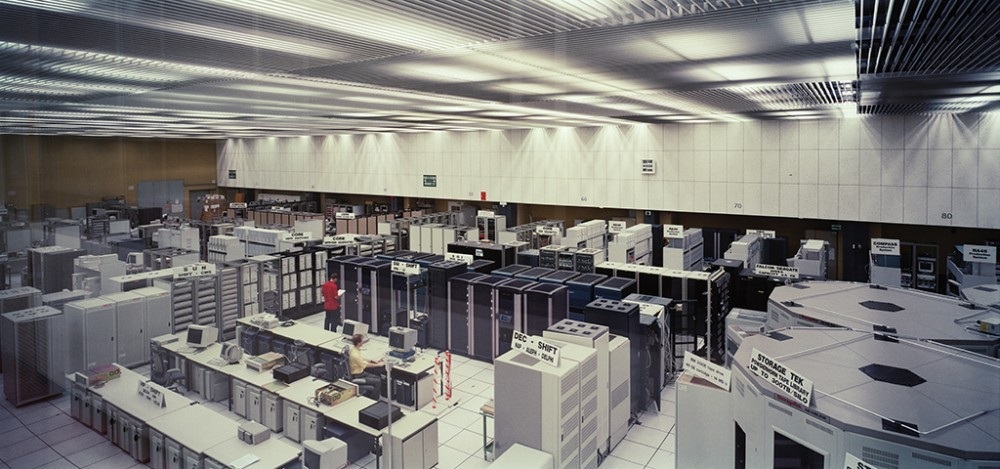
[189,189,211,221]
[86,305,117,369]
[839,222,870,282]
[117,299,145,366]
[262,392,283,431]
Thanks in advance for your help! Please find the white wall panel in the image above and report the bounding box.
[220,114,998,228]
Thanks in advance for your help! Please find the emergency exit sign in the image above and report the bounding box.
[423,175,437,187]
[228,170,236,179]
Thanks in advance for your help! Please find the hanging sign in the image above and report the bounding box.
[335,212,356,219]
[754,264,800,279]
[173,262,216,280]
[870,238,900,256]
[282,231,311,242]
[477,210,495,218]
[748,348,813,406]
[391,260,421,276]
[963,245,997,264]
[445,252,473,265]
[511,331,561,367]
[683,352,731,391]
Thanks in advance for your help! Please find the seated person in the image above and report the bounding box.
[348,333,384,399]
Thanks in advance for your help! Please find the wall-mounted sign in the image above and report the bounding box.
[511,331,561,367]
[423,175,437,187]
[963,245,997,264]
[683,352,731,391]
[228,170,237,180]
[664,224,684,238]
[754,264,800,279]
[870,238,900,256]
[748,348,813,406]
[640,159,656,175]
[173,262,217,280]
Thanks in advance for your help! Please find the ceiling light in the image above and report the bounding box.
[477,111,527,117]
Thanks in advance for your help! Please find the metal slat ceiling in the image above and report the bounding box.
[0,0,995,138]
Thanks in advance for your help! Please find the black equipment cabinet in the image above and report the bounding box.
[446,272,486,356]
[584,298,646,417]
[469,275,511,362]
[359,259,393,335]
[494,279,534,357]
[523,283,568,336]
[426,260,467,350]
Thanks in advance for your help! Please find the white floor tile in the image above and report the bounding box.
[0,436,47,464]
[437,421,464,445]
[51,431,106,457]
[6,446,61,469]
[444,429,484,456]
[470,368,493,385]
[37,421,92,445]
[34,457,78,469]
[26,413,76,435]
[624,425,667,450]
[637,413,675,433]
[440,407,479,430]
[661,432,676,452]
[65,440,121,468]
[82,451,136,469]
[645,449,676,469]
[438,445,471,469]
[456,453,492,469]
[608,439,656,466]
[455,379,490,397]
[598,455,645,469]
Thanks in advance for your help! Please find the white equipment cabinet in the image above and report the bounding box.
[545,339,600,469]
[282,401,323,443]
[381,411,439,469]
[544,320,611,457]
[101,291,146,368]
[131,287,172,362]
[490,443,554,468]
[64,297,117,373]
[1,306,67,406]
[494,348,581,469]
[608,335,631,450]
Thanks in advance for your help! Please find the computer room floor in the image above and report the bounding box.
[0,310,679,469]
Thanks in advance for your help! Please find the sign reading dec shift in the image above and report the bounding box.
[512,330,561,367]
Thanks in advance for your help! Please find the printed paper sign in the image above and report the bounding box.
[391,260,421,276]
[335,212,356,219]
[512,330,561,367]
[535,226,559,236]
[683,352,731,391]
[229,202,247,209]
[844,453,881,469]
[282,231,310,241]
[445,252,473,265]
[477,210,495,218]
[748,348,813,406]
[664,224,684,237]
[173,262,216,280]
[870,238,900,256]
[640,159,656,175]
[609,221,628,234]
[963,245,997,264]
[754,264,800,279]
[746,229,776,239]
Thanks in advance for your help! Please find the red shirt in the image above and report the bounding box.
[322,280,340,310]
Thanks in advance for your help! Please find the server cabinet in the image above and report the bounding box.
[359,259,393,334]
[231,380,247,418]
[584,299,645,417]
[329,255,366,322]
[523,283,568,336]
[91,394,106,433]
[247,387,263,423]
[540,270,579,285]
[1,306,68,407]
[149,429,166,469]
[101,292,146,368]
[283,401,301,442]
[514,267,555,282]
[447,273,485,356]
[262,391,283,431]
[132,287,172,363]
[594,277,637,301]
[64,298,116,374]
[427,261,467,350]
[469,275,509,361]
[70,384,85,421]
[494,279,534,358]
[107,405,121,446]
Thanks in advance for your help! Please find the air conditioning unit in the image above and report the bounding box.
[1,306,68,407]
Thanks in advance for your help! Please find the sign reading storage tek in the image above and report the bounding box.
[844,452,883,469]
[748,348,813,406]
[512,330,561,367]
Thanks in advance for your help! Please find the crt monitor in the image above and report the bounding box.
[186,325,218,349]
[341,319,368,340]
[301,438,347,469]
[388,326,417,353]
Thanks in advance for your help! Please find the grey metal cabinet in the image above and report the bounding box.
[262,391,282,432]
[70,384,84,421]
[202,459,224,469]
[129,420,150,463]
[301,408,322,442]
[182,447,202,469]
[165,438,182,469]
[116,413,132,451]
[246,387,262,423]
[102,292,146,368]
[90,394,105,434]
[282,401,300,442]
[231,380,247,417]
[107,405,120,445]
[149,429,166,469]
[64,298,117,373]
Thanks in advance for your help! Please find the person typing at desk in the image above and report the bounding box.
[349,334,384,399]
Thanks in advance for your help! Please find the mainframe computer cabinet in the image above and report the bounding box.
[231,380,247,418]
[64,297,117,374]
[132,287,172,363]
[100,292,146,368]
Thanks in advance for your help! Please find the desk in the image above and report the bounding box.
[269,321,342,347]
[203,437,300,469]
[161,341,230,401]
[147,404,239,469]
[277,376,338,443]
[384,355,437,410]
[226,362,288,431]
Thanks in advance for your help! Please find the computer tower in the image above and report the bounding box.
[543,339,599,469]
[594,277,636,301]
[470,275,510,362]
[427,261,467,350]
[494,349,581,469]
[583,299,645,417]
[523,283,568,336]
[565,274,607,319]
[494,279,534,357]
[544,319,611,458]
[447,273,485,356]
[64,297,117,374]
[1,306,67,407]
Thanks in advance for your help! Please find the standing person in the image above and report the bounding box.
[321,273,341,332]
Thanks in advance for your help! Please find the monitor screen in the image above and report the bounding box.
[389,330,403,349]
[342,322,355,337]
[186,328,202,346]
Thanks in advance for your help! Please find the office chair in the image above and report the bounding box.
[149,344,186,392]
